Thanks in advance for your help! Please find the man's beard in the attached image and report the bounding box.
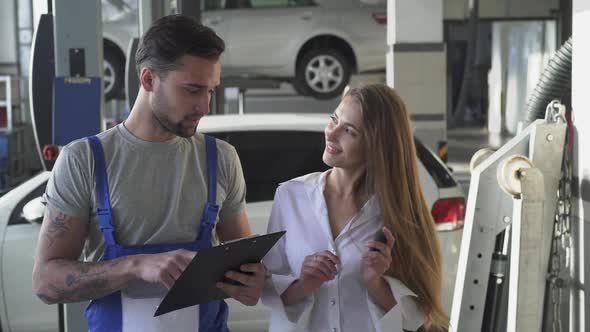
[151,87,197,138]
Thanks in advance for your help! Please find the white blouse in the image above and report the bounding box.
[262,172,425,332]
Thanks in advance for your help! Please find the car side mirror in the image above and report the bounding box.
[22,196,46,224]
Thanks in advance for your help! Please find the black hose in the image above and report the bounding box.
[525,37,572,125]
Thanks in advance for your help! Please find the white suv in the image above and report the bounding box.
[0,114,463,331]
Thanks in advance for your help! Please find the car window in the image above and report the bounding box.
[414,138,457,188]
[210,131,329,203]
[8,181,48,225]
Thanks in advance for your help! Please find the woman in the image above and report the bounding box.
[262,84,448,332]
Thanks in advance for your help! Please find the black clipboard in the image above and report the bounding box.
[154,231,285,317]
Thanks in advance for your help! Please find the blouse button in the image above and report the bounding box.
[332,329,337,332]
[330,299,336,305]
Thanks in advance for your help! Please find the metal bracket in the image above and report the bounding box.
[450,114,567,331]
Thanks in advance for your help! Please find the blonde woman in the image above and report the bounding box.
[262,84,448,332]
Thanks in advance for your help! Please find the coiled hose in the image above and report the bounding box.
[524,37,572,125]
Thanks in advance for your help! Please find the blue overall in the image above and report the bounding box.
[84,135,229,332]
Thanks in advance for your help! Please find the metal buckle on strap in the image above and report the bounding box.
[96,208,110,216]
[96,209,113,231]
[201,216,216,228]
[206,203,219,215]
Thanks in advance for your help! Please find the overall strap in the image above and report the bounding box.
[206,135,217,205]
[87,136,116,245]
[198,135,219,242]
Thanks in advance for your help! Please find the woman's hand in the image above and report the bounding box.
[298,250,340,294]
[361,227,395,288]
[280,250,340,305]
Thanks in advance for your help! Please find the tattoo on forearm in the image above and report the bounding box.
[44,211,71,248]
[40,259,124,303]
[48,279,109,303]
[65,270,107,287]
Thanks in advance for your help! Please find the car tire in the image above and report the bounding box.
[294,48,351,100]
[291,78,310,96]
[103,44,125,101]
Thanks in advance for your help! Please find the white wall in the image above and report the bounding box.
[572,0,590,330]
[0,0,17,64]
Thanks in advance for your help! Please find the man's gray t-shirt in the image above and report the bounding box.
[44,124,246,262]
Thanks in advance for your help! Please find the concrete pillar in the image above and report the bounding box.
[386,0,446,151]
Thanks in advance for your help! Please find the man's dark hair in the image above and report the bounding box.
[135,14,225,78]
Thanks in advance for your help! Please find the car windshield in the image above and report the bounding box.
[414,138,457,188]
[210,130,329,202]
[209,130,457,202]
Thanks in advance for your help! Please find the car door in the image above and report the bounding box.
[209,129,328,331]
[219,0,321,74]
[0,172,57,332]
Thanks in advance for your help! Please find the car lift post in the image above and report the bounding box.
[450,103,567,331]
[50,0,103,330]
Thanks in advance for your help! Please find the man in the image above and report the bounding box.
[32,15,265,331]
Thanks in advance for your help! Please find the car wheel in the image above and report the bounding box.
[294,48,351,100]
[103,45,125,101]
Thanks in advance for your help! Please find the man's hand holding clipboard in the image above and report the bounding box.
[154,231,286,317]
[215,252,266,306]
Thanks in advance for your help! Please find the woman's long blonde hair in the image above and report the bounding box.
[346,84,448,330]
